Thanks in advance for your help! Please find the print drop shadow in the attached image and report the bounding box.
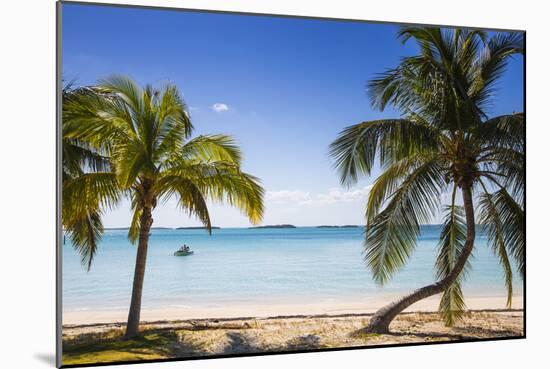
[34,353,56,365]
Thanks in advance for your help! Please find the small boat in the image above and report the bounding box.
[173,249,194,256]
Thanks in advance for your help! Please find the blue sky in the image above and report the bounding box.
[62,3,524,227]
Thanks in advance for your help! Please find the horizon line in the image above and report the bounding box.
[100,223,460,230]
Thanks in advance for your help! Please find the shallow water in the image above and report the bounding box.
[62,226,522,312]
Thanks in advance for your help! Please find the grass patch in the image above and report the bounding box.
[349,330,382,340]
[62,331,179,366]
[61,311,524,365]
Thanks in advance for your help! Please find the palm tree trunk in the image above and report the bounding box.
[125,205,153,338]
[363,185,476,334]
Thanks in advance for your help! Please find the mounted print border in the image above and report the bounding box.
[56,1,526,367]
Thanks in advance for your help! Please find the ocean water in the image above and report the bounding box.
[62,226,523,312]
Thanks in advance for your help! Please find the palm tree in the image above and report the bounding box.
[62,76,264,338]
[329,27,524,333]
[62,84,116,270]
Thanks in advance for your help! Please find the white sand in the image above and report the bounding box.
[63,293,523,325]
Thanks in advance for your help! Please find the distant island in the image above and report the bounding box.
[249,224,296,229]
[176,226,221,230]
[104,225,362,230]
[106,227,175,230]
[316,225,361,228]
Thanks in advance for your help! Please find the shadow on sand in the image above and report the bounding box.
[223,332,260,354]
[222,331,324,354]
[62,329,209,365]
[351,325,520,341]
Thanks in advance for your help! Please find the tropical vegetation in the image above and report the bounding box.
[329,27,525,333]
[62,76,265,337]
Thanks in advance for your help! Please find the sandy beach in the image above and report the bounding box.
[63,293,523,325]
[62,305,524,365]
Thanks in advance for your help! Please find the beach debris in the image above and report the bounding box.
[187,320,252,331]
[286,334,321,349]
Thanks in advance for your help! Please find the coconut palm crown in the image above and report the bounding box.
[62,84,115,270]
[329,27,524,332]
[62,76,264,337]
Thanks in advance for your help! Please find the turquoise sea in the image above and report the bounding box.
[62,226,522,312]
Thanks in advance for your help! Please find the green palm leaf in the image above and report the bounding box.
[128,206,142,244]
[365,158,445,285]
[62,76,264,269]
[178,134,243,165]
[329,28,524,331]
[158,160,264,225]
[62,173,121,269]
[491,189,525,277]
[478,191,514,307]
[329,119,439,186]
[436,201,469,325]
[159,177,212,232]
[469,33,524,110]
[366,156,430,223]
[64,209,103,271]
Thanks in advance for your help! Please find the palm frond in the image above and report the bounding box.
[178,135,242,165]
[492,189,525,277]
[479,148,524,204]
[366,155,439,224]
[469,32,524,111]
[111,139,148,188]
[364,159,445,285]
[128,206,143,244]
[63,209,103,271]
[62,172,121,215]
[62,173,122,267]
[439,281,467,326]
[63,85,132,147]
[63,138,110,177]
[157,160,264,225]
[62,76,265,274]
[158,178,212,232]
[155,84,193,152]
[436,199,469,325]
[98,76,145,123]
[328,27,524,329]
[478,190,514,307]
[329,119,439,186]
[476,113,525,152]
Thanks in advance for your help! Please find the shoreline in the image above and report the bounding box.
[62,309,524,366]
[63,294,523,326]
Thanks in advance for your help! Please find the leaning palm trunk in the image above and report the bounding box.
[329,28,524,334]
[125,205,153,338]
[364,186,476,333]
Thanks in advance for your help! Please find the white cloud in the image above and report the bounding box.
[265,186,372,207]
[299,185,373,206]
[211,103,229,113]
[266,190,311,204]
